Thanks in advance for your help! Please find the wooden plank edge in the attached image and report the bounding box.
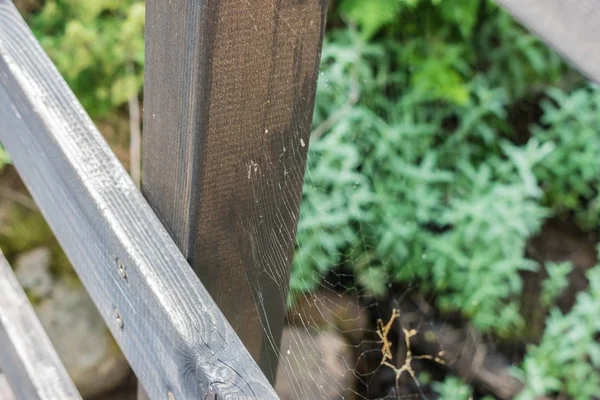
[496,0,600,83]
[0,251,81,400]
[0,2,278,399]
[0,373,16,400]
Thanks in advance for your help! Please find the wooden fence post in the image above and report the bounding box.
[142,0,327,386]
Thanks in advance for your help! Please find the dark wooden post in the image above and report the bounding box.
[142,0,327,387]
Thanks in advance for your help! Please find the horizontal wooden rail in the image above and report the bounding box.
[496,0,600,83]
[0,251,81,400]
[0,1,278,399]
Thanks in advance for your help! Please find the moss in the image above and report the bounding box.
[0,207,54,255]
[0,206,78,283]
[50,245,80,286]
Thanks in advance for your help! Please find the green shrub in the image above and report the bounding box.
[292,1,569,335]
[432,376,474,400]
[28,0,144,119]
[516,253,600,399]
[534,85,600,230]
[0,146,9,171]
[541,261,573,307]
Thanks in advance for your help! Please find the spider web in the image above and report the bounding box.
[275,267,456,400]
[272,15,533,400]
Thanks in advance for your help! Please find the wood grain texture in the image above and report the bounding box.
[496,0,600,83]
[0,252,81,400]
[143,0,327,383]
[0,2,278,399]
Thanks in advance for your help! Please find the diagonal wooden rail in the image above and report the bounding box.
[496,0,600,83]
[0,1,277,398]
[0,251,81,400]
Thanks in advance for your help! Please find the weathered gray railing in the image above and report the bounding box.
[0,252,80,400]
[496,0,600,83]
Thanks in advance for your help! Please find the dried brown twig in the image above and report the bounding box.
[377,309,445,397]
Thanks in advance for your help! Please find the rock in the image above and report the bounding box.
[276,291,367,399]
[35,282,130,398]
[287,291,369,345]
[275,326,356,400]
[14,247,53,299]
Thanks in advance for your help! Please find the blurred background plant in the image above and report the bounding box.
[27,0,144,118]
[4,0,600,398]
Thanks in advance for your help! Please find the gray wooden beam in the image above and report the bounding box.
[496,0,600,83]
[0,251,81,400]
[0,1,277,399]
[0,374,16,400]
[143,0,327,384]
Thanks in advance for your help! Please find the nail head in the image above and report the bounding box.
[115,309,123,329]
[117,257,126,279]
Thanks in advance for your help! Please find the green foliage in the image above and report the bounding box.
[477,10,565,100]
[28,0,144,119]
[541,261,573,307]
[338,0,409,39]
[516,254,600,399]
[0,145,10,171]
[292,1,569,334]
[534,85,600,230]
[0,209,55,255]
[432,376,473,400]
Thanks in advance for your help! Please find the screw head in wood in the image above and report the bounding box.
[115,309,123,329]
[116,257,126,279]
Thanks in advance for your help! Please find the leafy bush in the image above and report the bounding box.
[516,253,600,399]
[432,376,474,400]
[28,0,144,119]
[292,1,572,335]
[0,146,9,171]
[534,85,600,230]
[541,261,573,307]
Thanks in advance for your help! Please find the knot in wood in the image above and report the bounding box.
[203,384,222,400]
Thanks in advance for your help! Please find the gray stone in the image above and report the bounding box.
[275,327,356,400]
[35,282,130,398]
[14,247,53,298]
